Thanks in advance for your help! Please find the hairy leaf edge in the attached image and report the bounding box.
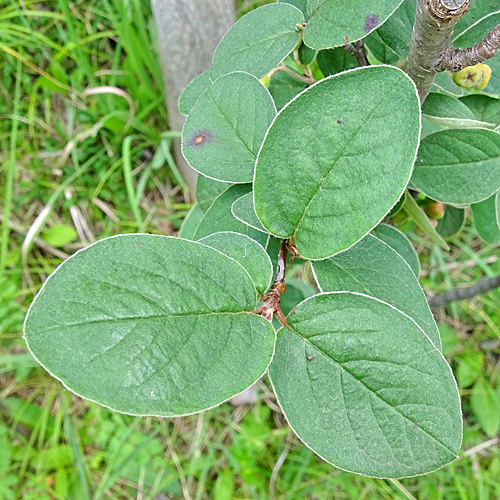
[253,64,422,260]
[268,290,463,479]
[303,0,406,50]
[310,234,441,350]
[413,128,500,205]
[199,230,274,294]
[181,71,277,185]
[23,233,277,418]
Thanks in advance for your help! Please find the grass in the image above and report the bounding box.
[1,0,500,499]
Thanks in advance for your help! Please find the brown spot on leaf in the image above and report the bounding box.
[189,130,213,148]
[363,14,379,34]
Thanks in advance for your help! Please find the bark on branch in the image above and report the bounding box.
[405,0,470,102]
[344,40,370,67]
[428,274,500,310]
[437,24,500,72]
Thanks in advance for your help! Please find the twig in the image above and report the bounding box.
[278,64,316,85]
[405,0,470,101]
[254,239,288,325]
[344,40,370,67]
[438,24,500,72]
[428,274,500,310]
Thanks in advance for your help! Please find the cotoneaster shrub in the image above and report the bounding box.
[24,0,500,479]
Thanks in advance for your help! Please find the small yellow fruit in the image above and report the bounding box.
[477,64,492,90]
[452,63,492,90]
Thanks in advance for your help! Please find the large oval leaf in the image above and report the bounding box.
[254,65,420,259]
[411,129,500,205]
[182,72,276,183]
[311,234,440,349]
[269,292,462,478]
[211,3,304,80]
[303,0,404,49]
[24,235,275,417]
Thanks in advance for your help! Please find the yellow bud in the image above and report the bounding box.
[452,63,492,90]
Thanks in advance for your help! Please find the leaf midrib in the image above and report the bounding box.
[293,79,400,238]
[284,322,457,456]
[33,310,255,334]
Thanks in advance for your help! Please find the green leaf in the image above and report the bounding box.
[312,234,440,348]
[178,204,204,240]
[231,192,268,234]
[298,43,317,66]
[303,0,405,50]
[472,191,500,244]
[182,72,276,183]
[196,175,233,213]
[402,193,450,250]
[213,469,235,500]
[316,48,358,76]
[211,3,304,80]
[179,70,213,116]
[436,205,466,239]
[194,184,269,247]
[438,324,459,358]
[460,95,500,129]
[372,223,420,277]
[25,235,275,417]
[412,129,500,205]
[268,71,309,111]
[470,378,500,436]
[269,292,462,478]
[431,72,465,98]
[364,31,400,65]
[366,0,414,60]
[254,65,420,260]
[278,0,309,20]
[199,232,273,295]
[422,93,493,129]
[41,225,78,247]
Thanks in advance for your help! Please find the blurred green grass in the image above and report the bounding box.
[1,0,500,499]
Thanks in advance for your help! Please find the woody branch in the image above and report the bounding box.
[437,23,500,72]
